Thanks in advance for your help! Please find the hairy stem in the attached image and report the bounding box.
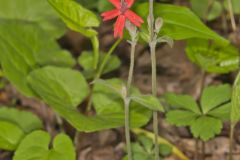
[124,41,136,160]
[149,0,160,160]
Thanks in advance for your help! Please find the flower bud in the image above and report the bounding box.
[154,17,163,33]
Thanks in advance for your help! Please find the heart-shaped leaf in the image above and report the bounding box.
[0,121,24,151]
[13,131,76,160]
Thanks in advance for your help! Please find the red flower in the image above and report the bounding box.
[101,0,144,38]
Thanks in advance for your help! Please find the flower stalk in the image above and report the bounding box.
[148,0,160,159]
[123,21,139,160]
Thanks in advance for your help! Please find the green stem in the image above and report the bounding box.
[86,39,121,112]
[124,40,137,160]
[95,39,122,79]
[149,0,160,159]
[229,123,235,160]
[91,36,99,69]
[132,128,190,160]
[124,98,132,160]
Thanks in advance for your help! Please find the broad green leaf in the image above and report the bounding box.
[0,107,42,133]
[164,93,200,113]
[0,121,24,151]
[0,0,66,39]
[28,69,150,132]
[166,110,198,126]
[191,0,222,21]
[190,116,222,141]
[27,66,89,109]
[135,3,228,45]
[131,95,164,112]
[208,103,231,121]
[13,131,75,160]
[231,72,240,123]
[48,0,99,37]
[200,84,231,114]
[36,50,76,68]
[186,38,239,73]
[0,20,75,96]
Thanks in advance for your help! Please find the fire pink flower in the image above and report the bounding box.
[101,0,144,38]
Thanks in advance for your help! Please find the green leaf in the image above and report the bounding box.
[231,72,240,123]
[48,0,99,37]
[131,95,164,112]
[135,3,228,45]
[166,110,199,126]
[0,0,66,39]
[0,107,42,133]
[27,66,89,109]
[0,121,24,151]
[138,135,153,153]
[36,50,76,68]
[78,51,121,77]
[159,144,172,157]
[186,38,239,73]
[208,103,231,121]
[200,84,231,114]
[191,0,222,21]
[190,116,222,141]
[0,20,74,96]
[28,69,150,132]
[13,131,75,160]
[164,93,200,113]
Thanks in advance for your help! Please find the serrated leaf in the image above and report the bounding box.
[13,131,75,160]
[164,93,200,114]
[135,3,228,45]
[200,84,231,114]
[131,95,164,112]
[0,107,42,133]
[0,121,24,151]
[0,0,66,39]
[190,116,222,141]
[186,38,239,73]
[208,103,231,121]
[0,20,75,96]
[48,0,99,37]
[166,110,198,126]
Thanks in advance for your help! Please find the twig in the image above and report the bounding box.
[227,0,237,31]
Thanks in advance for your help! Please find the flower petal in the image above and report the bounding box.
[124,10,144,27]
[114,15,126,38]
[125,0,134,8]
[108,0,121,9]
[101,9,121,21]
